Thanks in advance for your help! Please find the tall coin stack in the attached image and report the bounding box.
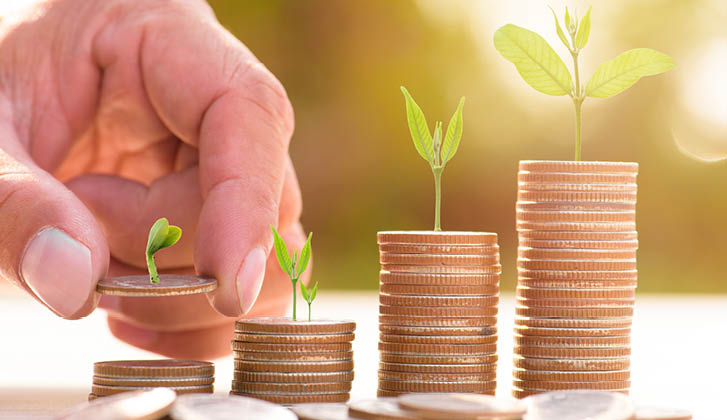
[231,318,356,405]
[513,160,638,398]
[90,360,214,400]
[377,231,501,396]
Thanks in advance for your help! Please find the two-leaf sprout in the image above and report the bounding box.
[494,6,674,160]
[146,218,182,284]
[401,86,465,232]
[271,226,315,321]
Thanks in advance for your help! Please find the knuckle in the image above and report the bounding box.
[233,64,295,139]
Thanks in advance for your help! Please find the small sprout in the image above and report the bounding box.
[145,218,182,284]
[272,226,313,321]
[401,86,465,231]
[300,281,318,322]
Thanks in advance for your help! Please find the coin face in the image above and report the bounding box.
[397,392,526,419]
[96,274,217,297]
[234,333,355,344]
[56,389,176,420]
[519,160,639,174]
[348,398,418,420]
[290,403,350,420]
[235,318,356,335]
[522,390,634,420]
[170,394,297,420]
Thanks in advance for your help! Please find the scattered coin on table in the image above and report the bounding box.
[169,394,297,420]
[56,388,176,420]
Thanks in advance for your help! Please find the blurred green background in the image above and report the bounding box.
[210,0,727,293]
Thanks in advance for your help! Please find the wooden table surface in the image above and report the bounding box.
[0,291,723,419]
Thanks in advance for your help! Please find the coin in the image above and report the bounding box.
[518,231,638,241]
[233,350,353,362]
[231,342,352,353]
[380,283,499,296]
[235,318,356,335]
[634,406,693,420]
[92,376,214,387]
[377,231,498,245]
[518,248,637,260]
[521,389,634,419]
[515,306,634,318]
[514,335,630,348]
[515,346,631,359]
[514,326,631,337]
[517,191,636,203]
[518,239,639,250]
[96,274,217,297]
[518,269,638,280]
[513,369,630,382]
[515,297,635,308]
[380,272,500,286]
[93,360,214,378]
[381,264,501,274]
[348,398,418,420]
[515,317,632,329]
[290,403,350,420]
[379,294,499,307]
[517,259,637,271]
[513,379,630,391]
[378,243,499,255]
[516,201,636,212]
[379,324,497,336]
[518,171,637,184]
[57,388,176,420]
[379,253,500,266]
[517,287,635,299]
[234,333,355,344]
[379,362,497,374]
[397,393,526,419]
[516,279,638,289]
[231,381,351,395]
[379,315,498,327]
[519,160,638,173]
[379,333,497,345]
[378,380,496,393]
[170,394,297,420]
[379,353,498,365]
[517,210,636,223]
[91,384,213,396]
[513,356,630,372]
[518,183,637,193]
[233,371,354,383]
[379,305,498,317]
[378,342,497,355]
[229,392,350,404]
[379,371,496,382]
[234,360,354,373]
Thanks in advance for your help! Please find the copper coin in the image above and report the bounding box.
[379,353,498,365]
[235,318,355,335]
[515,297,635,308]
[92,376,214,387]
[516,279,638,289]
[517,287,635,299]
[348,398,418,420]
[517,259,636,271]
[96,274,216,297]
[379,305,498,317]
[91,384,213,396]
[516,201,636,212]
[514,335,630,348]
[234,371,354,383]
[518,239,638,250]
[378,380,496,393]
[379,243,499,255]
[515,306,634,318]
[234,360,354,373]
[517,191,636,203]
[397,393,526,419]
[379,371,496,382]
[170,394,297,420]
[380,272,500,286]
[379,333,496,345]
[231,381,351,395]
[233,333,354,344]
[290,403,350,420]
[379,324,497,336]
[379,362,497,374]
[58,388,176,420]
[518,171,637,184]
[517,221,637,232]
[513,356,630,372]
[518,182,637,193]
[377,389,495,398]
[233,350,353,362]
[634,406,693,420]
[513,369,630,382]
[380,284,498,296]
[93,360,214,378]
[515,317,632,329]
[520,389,634,418]
[379,315,498,327]
[517,210,635,223]
[514,326,631,337]
[517,269,638,280]
[518,231,638,241]
[519,160,638,173]
[379,253,500,266]
[379,294,499,307]
[515,346,631,359]
[378,342,497,355]
[230,392,350,404]
[381,264,501,274]
[377,231,498,245]
[518,248,637,260]
[231,342,352,353]
[513,379,630,391]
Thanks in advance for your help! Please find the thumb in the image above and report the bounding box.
[0,149,109,319]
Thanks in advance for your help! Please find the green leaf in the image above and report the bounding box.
[549,6,570,50]
[441,97,465,164]
[146,218,169,255]
[271,225,292,276]
[300,281,310,301]
[297,232,313,277]
[310,282,318,302]
[400,86,434,164]
[585,48,675,98]
[493,24,573,96]
[565,6,574,34]
[160,226,182,249]
[575,6,592,50]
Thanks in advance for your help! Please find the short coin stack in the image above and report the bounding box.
[377,231,501,396]
[90,360,214,400]
[514,160,638,398]
[231,317,356,405]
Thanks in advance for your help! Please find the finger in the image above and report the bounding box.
[66,166,201,270]
[278,156,302,234]
[0,146,109,319]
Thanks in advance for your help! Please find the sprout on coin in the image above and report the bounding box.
[145,218,182,284]
[401,86,465,232]
[271,225,313,321]
[493,6,674,161]
[300,281,318,322]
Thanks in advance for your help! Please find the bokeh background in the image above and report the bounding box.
[208,0,727,293]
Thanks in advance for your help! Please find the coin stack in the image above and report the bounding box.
[377,231,501,396]
[513,160,638,398]
[231,317,356,405]
[90,360,214,400]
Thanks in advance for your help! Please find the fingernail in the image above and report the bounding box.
[238,247,267,314]
[21,228,93,318]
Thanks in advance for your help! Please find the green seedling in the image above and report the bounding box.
[271,225,313,321]
[401,86,465,231]
[146,218,182,284]
[300,281,319,322]
[494,6,674,160]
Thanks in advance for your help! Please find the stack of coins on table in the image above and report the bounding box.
[231,318,356,405]
[90,360,214,400]
[514,160,638,398]
[376,231,501,396]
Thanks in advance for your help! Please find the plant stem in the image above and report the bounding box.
[570,34,583,161]
[147,254,159,284]
[433,167,442,231]
[574,99,583,161]
[291,278,297,321]
[308,303,311,322]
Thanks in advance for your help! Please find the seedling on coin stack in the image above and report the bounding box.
[271,225,312,321]
[493,6,673,398]
[373,87,502,397]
